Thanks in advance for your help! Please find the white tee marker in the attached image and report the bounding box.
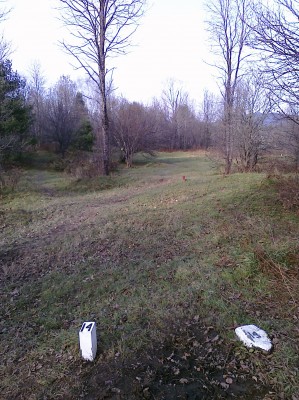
[235,324,272,352]
[79,321,97,361]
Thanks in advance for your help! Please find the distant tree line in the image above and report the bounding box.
[0,54,221,172]
[2,0,299,174]
[0,57,294,174]
[26,73,220,165]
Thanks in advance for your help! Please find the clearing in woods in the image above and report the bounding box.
[0,151,298,399]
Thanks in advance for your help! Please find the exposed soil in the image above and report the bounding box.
[78,319,272,400]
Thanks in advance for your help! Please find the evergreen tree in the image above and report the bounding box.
[0,60,31,163]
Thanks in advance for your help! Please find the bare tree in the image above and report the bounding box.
[111,99,156,167]
[200,90,218,149]
[58,0,146,175]
[234,73,272,170]
[0,34,11,61]
[161,79,189,150]
[27,62,46,145]
[147,98,170,150]
[251,1,299,115]
[206,0,252,173]
[248,0,299,169]
[0,1,12,61]
[175,104,202,150]
[146,97,206,151]
[276,109,299,170]
[44,76,83,156]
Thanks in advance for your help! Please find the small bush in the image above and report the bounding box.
[0,168,22,192]
[262,157,298,175]
[50,158,69,172]
[66,151,120,178]
[66,153,100,178]
[275,175,299,211]
[49,152,100,176]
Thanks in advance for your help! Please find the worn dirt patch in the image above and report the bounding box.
[79,319,272,400]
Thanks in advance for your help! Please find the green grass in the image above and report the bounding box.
[0,151,298,399]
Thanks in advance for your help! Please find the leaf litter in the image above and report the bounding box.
[81,317,272,400]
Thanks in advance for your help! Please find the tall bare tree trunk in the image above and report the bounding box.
[224,82,234,174]
[206,0,251,174]
[59,0,146,176]
[99,1,110,176]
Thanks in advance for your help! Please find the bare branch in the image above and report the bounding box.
[249,0,299,112]
[57,0,146,175]
[206,0,253,173]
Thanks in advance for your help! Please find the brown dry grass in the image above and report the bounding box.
[275,174,299,212]
[255,246,299,306]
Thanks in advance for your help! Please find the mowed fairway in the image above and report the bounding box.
[0,152,298,399]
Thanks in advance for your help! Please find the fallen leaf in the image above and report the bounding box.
[179,378,189,384]
[220,382,229,389]
[182,352,191,360]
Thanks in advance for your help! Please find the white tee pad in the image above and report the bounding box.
[235,324,272,352]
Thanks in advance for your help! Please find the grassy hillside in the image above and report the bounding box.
[0,151,298,399]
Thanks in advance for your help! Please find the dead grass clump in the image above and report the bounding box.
[255,247,299,305]
[259,156,298,175]
[64,152,100,178]
[66,152,121,179]
[275,175,299,211]
[50,157,70,171]
[0,167,22,192]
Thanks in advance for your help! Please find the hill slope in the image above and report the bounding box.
[0,152,298,399]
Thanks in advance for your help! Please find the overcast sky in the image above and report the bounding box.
[2,0,218,104]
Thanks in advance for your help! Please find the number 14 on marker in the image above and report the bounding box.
[80,322,93,332]
[79,321,97,361]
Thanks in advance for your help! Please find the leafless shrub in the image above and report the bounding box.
[255,155,297,176]
[0,168,22,192]
[65,152,99,179]
[276,175,299,212]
